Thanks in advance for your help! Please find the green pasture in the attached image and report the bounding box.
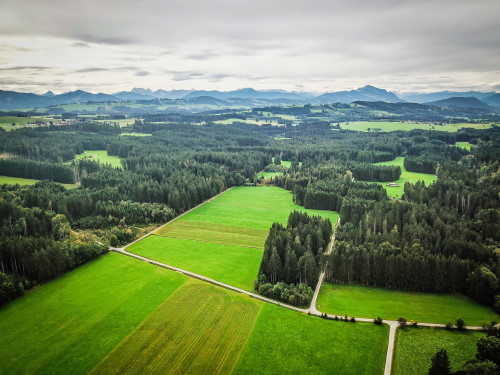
[234,303,388,374]
[317,283,500,325]
[374,157,437,198]
[257,171,282,179]
[74,150,122,168]
[0,253,187,375]
[0,116,56,131]
[393,327,485,375]
[455,141,473,150]
[131,186,338,291]
[119,132,152,137]
[0,175,79,189]
[340,121,492,133]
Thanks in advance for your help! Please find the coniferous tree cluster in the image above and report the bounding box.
[256,211,333,306]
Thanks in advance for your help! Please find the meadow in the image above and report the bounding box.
[374,157,437,198]
[257,171,282,179]
[317,283,500,325]
[0,253,389,375]
[129,186,339,291]
[340,121,492,133]
[120,132,152,137]
[0,116,57,131]
[0,175,79,189]
[393,327,485,375]
[455,141,473,150]
[0,253,187,375]
[74,150,122,168]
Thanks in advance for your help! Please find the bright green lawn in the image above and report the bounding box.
[374,157,437,198]
[234,303,388,374]
[75,150,122,168]
[128,235,263,290]
[455,141,473,150]
[131,186,339,291]
[0,175,79,189]
[0,253,187,375]
[341,121,492,133]
[393,328,485,375]
[317,283,500,325]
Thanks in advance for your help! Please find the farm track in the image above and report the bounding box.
[111,188,484,375]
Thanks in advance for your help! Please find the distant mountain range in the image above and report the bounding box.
[0,85,498,110]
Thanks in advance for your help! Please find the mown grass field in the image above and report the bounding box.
[0,253,187,375]
[393,327,485,375]
[91,279,261,375]
[257,171,282,179]
[75,150,122,168]
[317,283,500,325]
[341,121,492,133]
[128,186,339,290]
[374,157,437,198]
[0,175,79,189]
[0,116,57,131]
[455,141,473,150]
[233,303,388,374]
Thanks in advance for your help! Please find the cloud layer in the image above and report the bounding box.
[0,0,499,93]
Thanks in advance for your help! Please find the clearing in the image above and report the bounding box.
[374,157,437,198]
[128,186,339,291]
[393,327,485,375]
[455,141,473,150]
[0,175,79,189]
[317,283,500,325]
[74,150,122,168]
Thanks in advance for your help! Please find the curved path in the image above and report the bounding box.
[111,190,484,375]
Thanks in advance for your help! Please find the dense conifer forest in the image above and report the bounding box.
[0,119,498,311]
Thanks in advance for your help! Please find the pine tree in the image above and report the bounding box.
[428,349,450,375]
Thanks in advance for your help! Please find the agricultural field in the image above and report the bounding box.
[393,327,485,375]
[374,157,437,198]
[0,253,187,375]
[128,186,339,291]
[257,171,282,179]
[0,252,390,375]
[340,121,492,133]
[455,141,473,150]
[120,132,152,137]
[74,150,122,168]
[317,283,500,325]
[0,175,79,189]
[0,116,57,131]
[233,303,388,375]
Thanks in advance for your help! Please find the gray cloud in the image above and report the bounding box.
[0,0,498,92]
[0,66,51,71]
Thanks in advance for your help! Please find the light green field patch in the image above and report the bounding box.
[0,253,187,375]
[233,303,388,375]
[75,150,122,168]
[156,220,267,248]
[0,175,79,189]
[128,235,263,290]
[394,328,485,375]
[119,132,152,137]
[455,141,473,150]
[317,283,500,325]
[373,157,437,198]
[341,121,492,133]
[0,116,57,131]
[91,279,261,375]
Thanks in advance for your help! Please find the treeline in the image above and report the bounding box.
[351,163,401,182]
[256,211,333,306]
[0,159,75,184]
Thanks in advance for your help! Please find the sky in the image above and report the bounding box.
[0,0,499,94]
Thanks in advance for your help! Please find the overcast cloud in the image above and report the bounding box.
[0,0,499,94]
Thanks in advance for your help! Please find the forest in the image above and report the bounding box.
[0,118,498,311]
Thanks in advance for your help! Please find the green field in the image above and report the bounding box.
[394,328,485,375]
[317,283,500,325]
[341,121,492,133]
[0,175,79,189]
[233,303,388,375]
[0,116,57,131]
[455,141,473,150]
[374,157,437,198]
[129,186,339,291]
[120,132,152,137]
[0,251,389,375]
[75,150,122,168]
[0,253,187,375]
